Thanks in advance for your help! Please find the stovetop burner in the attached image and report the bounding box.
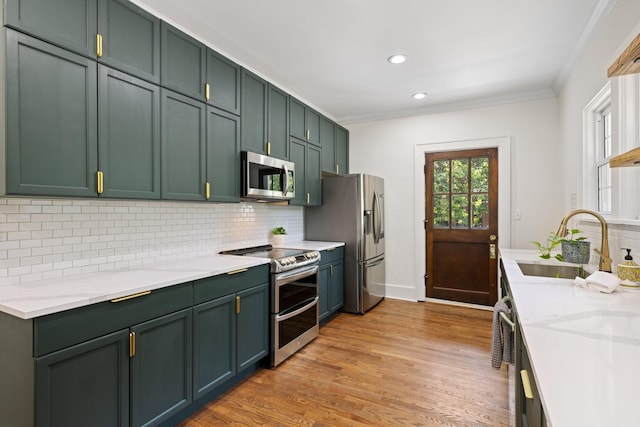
[220,245,320,273]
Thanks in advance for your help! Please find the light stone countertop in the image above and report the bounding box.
[500,248,640,427]
[0,240,345,320]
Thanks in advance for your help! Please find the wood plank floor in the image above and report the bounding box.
[180,299,510,426]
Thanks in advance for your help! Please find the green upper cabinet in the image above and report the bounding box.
[241,70,289,159]
[5,0,98,58]
[206,107,240,202]
[6,30,98,197]
[268,85,289,160]
[307,144,322,205]
[288,139,306,206]
[321,119,349,176]
[98,65,160,199]
[97,0,160,83]
[160,21,206,101]
[240,70,267,154]
[161,89,206,201]
[335,125,349,176]
[320,116,336,174]
[289,138,321,206]
[206,49,241,115]
[289,97,320,146]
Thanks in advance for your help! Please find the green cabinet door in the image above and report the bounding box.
[267,85,289,159]
[236,283,269,372]
[35,329,130,427]
[206,49,241,115]
[329,261,345,313]
[289,97,306,141]
[193,294,236,399]
[130,308,193,427]
[206,106,241,202]
[5,0,98,58]
[161,89,206,201]
[240,70,267,154]
[160,22,206,101]
[288,138,306,206]
[6,30,98,197]
[98,0,160,83]
[306,108,321,146]
[321,117,336,174]
[98,65,160,199]
[318,265,330,321]
[335,125,349,176]
[307,143,322,206]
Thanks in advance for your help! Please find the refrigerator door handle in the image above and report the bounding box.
[373,191,382,244]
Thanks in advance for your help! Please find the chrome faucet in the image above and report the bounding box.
[556,209,612,272]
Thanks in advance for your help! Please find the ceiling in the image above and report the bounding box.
[134,0,612,124]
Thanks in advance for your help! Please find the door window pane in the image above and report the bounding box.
[433,160,449,193]
[471,157,488,193]
[451,159,468,193]
[433,195,450,228]
[471,194,489,229]
[451,195,469,228]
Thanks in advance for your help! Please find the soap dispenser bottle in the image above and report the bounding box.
[618,248,640,283]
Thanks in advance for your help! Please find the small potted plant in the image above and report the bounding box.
[531,232,563,261]
[270,226,287,246]
[559,228,590,264]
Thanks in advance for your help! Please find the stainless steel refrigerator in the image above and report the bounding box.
[305,174,385,314]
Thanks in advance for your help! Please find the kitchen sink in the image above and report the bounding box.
[517,262,589,279]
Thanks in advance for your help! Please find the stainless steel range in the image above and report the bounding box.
[220,245,320,366]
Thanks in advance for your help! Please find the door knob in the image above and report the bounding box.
[489,234,497,241]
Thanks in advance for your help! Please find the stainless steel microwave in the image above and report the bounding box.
[241,151,295,201]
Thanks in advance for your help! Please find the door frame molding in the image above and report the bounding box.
[413,136,511,302]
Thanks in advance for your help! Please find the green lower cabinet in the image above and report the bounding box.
[35,329,130,427]
[130,308,193,427]
[236,283,269,372]
[193,294,236,398]
[319,248,345,322]
[6,29,98,197]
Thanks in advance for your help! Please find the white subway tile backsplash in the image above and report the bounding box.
[0,197,304,285]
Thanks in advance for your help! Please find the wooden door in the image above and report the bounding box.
[425,148,498,306]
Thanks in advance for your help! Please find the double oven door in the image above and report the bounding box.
[271,264,319,367]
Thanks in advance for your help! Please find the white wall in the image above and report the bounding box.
[347,98,563,301]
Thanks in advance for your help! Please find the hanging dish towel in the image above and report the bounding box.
[491,299,514,369]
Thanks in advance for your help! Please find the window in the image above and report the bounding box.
[583,75,640,221]
[596,108,612,214]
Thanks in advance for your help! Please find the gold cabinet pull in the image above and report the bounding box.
[205,181,211,200]
[226,268,248,275]
[267,142,271,156]
[329,264,333,275]
[235,296,241,314]
[205,83,210,101]
[520,370,534,399]
[96,34,103,58]
[306,193,310,204]
[336,164,339,175]
[306,129,310,140]
[129,331,136,357]
[110,290,151,303]
[97,170,104,194]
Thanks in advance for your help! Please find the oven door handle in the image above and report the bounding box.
[276,296,319,322]
[275,264,319,285]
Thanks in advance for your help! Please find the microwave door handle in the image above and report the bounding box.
[282,163,289,196]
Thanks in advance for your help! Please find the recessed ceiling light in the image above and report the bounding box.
[387,54,406,64]
[412,93,427,100]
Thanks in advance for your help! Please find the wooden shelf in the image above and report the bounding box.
[610,146,640,167]
[608,33,640,77]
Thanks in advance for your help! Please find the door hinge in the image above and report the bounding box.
[423,219,428,229]
[424,274,429,286]
[423,165,427,174]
